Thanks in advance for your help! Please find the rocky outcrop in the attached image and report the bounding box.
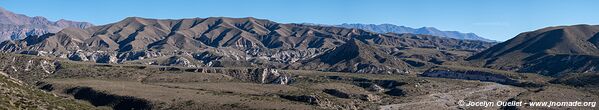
[0,53,58,83]
[178,68,292,85]
[67,51,118,63]
[127,55,200,68]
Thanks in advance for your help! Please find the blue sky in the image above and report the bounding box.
[1,0,598,41]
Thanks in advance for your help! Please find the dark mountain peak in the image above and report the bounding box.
[524,24,597,36]
[468,24,599,75]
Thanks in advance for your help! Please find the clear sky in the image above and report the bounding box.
[1,0,598,41]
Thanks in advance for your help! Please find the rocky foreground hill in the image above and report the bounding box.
[0,71,94,109]
[0,17,494,74]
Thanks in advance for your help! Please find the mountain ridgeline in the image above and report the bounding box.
[0,7,93,41]
[468,24,599,76]
[0,17,493,74]
[336,23,495,42]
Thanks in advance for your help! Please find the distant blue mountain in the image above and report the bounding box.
[336,23,496,42]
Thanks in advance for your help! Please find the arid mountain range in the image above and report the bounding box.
[1,6,599,110]
[1,6,597,76]
[0,7,92,41]
[336,23,495,42]
[0,16,493,74]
